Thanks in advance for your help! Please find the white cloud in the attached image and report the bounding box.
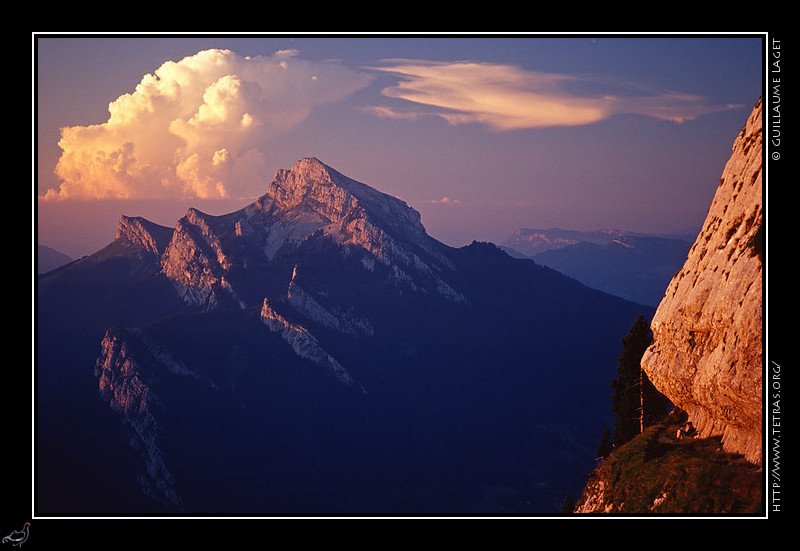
[43,49,373,201]
[366,59,742,131]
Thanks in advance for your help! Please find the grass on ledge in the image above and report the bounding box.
[588,411,763,514]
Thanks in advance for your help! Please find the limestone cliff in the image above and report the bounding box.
[641,98,763,466]
[260,297,356,387]
[94,326,220,509]
[95,328,182,509]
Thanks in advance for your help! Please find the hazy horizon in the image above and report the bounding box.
[35,33,763,259]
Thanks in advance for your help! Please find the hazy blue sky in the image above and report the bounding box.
[35,33,764,257]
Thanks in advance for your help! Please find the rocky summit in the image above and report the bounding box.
[37,156,651,516]
[157,157,464,312]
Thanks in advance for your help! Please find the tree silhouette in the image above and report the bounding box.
[597,426,613,459]
[610,315,668,448]
[561,492,575,513]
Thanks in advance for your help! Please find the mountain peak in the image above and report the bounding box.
[264,157,361,217]
[262,157,427,240]
[151,157,462,311]
[285,156,338,184]
[249,157,438,263]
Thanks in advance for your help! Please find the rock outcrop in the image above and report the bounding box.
[116,215,173,257]
[260,297,356,387]
[160,209,244,310]
[95,328,182,508]
[641,98,763,465]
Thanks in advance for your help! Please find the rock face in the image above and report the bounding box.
[260,297,356,387]
[96,328,185,509]
[641,99,763,465]
[116,215,173,257]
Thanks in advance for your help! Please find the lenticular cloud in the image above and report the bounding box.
[367,59,744,131]
[44,49,372,201]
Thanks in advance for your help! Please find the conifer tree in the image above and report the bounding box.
[561,492,575,514]
[597,426,613,459]
[610,315,655,448]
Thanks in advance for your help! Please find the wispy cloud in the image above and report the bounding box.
[366,59,743,130]
[42,49,373,201]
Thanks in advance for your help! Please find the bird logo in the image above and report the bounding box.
[2,523,29,547]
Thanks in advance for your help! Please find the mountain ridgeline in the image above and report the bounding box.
[37,157,651,516]
[501,228,692,307]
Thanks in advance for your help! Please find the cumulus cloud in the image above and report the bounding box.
[43,49,373,201]
[367,59,742,130]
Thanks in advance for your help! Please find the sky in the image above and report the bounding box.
[35,33,765,259]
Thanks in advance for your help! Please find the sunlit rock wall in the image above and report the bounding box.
[641,99,763,466]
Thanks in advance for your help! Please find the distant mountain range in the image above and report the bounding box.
[37,244,73,274]
[36,158,652,516]
[501,228,692,307]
